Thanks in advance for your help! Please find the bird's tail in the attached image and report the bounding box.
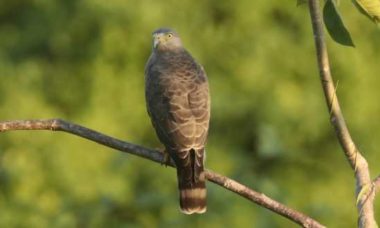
[176,149,207,214]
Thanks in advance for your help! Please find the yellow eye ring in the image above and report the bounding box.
[167,33,173,38]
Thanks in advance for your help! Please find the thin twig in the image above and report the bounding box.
[0,119,325,228]
[308,0,377,227]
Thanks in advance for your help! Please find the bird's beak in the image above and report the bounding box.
[153,34,162,48]
[153,38,159,48]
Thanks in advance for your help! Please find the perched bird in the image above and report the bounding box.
[145,28,210,214]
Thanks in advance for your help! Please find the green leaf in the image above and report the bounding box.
[323,0,355,47]
[353,0,380,24]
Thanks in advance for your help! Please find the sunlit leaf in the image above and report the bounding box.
[353,0,380,24]
[323,0,355,46]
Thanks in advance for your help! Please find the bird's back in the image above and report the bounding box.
[145,50,210,152]
[145,36,210,214]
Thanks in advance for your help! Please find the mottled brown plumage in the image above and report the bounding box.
[145,28,210,214]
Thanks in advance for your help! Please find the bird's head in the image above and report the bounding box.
[152,28,183,51]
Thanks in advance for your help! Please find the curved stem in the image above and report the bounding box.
[308,0,377,227]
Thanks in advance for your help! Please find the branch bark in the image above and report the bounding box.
[308,0,378,227]
[0,119,325,228]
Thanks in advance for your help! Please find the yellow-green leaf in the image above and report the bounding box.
[354,0,380,24]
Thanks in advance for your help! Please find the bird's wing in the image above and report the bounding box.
[145,53,209,213]
[164,65,210,152]
[145,52,209,165]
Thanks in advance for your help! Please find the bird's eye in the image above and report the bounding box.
[167,33,173,38]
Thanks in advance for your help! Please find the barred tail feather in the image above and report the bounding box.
[176,148,207,214]
[179,181,207,214]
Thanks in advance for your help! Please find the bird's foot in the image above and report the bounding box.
[160,149,171,167]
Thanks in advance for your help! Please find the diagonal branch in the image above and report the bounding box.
[0,119,325,228]
[308,0,377,227]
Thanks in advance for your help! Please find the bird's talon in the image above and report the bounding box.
[160,149,170,167]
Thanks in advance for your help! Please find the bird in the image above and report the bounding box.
[145,28,210,214]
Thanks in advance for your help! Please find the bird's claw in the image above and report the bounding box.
[161,149,171,167]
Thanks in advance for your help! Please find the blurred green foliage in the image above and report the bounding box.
[0,0,379,227]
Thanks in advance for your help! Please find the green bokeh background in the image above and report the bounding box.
[0,0,379,227]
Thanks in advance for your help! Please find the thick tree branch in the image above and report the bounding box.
[0,119,324,228]
[308,0,377,227]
